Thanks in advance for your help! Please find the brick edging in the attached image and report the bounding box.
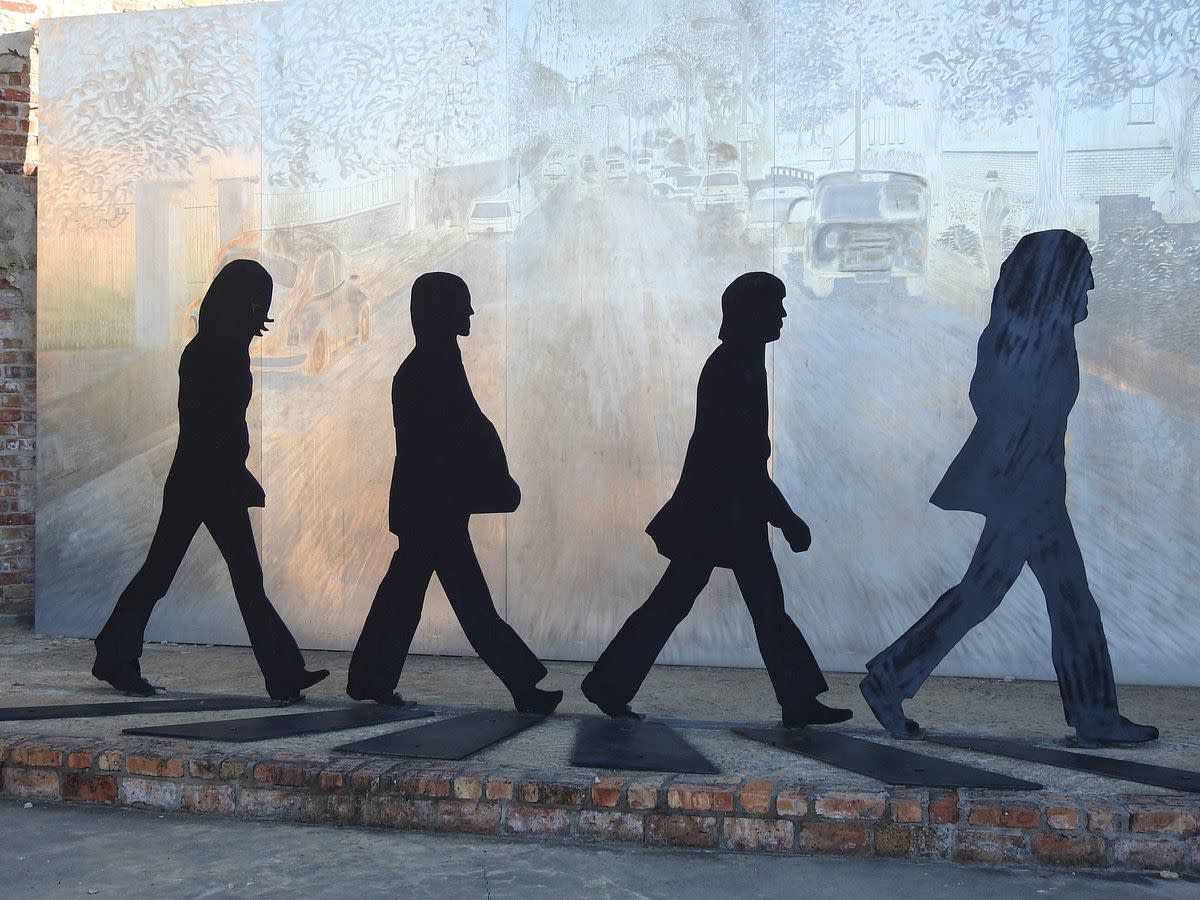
[1,731,1198,873]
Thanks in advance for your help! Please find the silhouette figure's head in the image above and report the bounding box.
[718,272,787,344]
[411,272,473,343]
[197,259,274,347]
[993,230,1093,331]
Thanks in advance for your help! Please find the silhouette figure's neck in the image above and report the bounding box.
[414,334,461,353]
[721,337,766,363]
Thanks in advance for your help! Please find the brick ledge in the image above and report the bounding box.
[1,730,1198,874]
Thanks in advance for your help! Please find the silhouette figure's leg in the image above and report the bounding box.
[434,525,547,695]
[95,495,203,671]
[867,519,1027,699]
[1026,509,1118,730]
[346,542,435,698]
[731,542,828,709]
[582,558,714,708]
[203,504,307,697]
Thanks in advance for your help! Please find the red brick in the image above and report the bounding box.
[3,767,59,799]
[875,825,953,860]
[891,798,924,824]
[66,749,99,770]
[578,810,644,843]
[318,771,346,791]
[648,814,718,848]
[929,791,960,824]
[814,791,886,821]
[238,788,308,820]
[776,790,808,817]
[737,780,774,815]
[253,761,313,788]
[627,782,660,810]
[1130,808,1200,837]
[722,817,794,852]
[436,801,501,835]
[120,778,181,810]
[518,780,587,806]
[125,754,184,779]
[394,775,452,799]
[967,804,1040,829]
[10,744,63,767]
[452,777,483,801]
[800,822,870,855]
[323,795,365,825]
[486,778,514,801]
[590,776,626,808]
[505,805,572,836]
[96,750,125,772]
[1113,838,1183,870]
[953,831,1029,864]
[1033,833,1106,868]
[667,783,735,813]
[188,758,218,780]
[349,760,396,793]
[365,797,436,830]
[62,773,117,804]
[218,759,248,781]
[181,785,236,815]
[1087,806,1125,833]
[1046,806,1082,830]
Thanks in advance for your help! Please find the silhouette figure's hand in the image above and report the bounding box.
[782,515,812,553]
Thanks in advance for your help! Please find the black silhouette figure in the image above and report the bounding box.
[93,260,329,702]
[345,272,561,715]
[860,230,1158,747]
[581,272,851,727]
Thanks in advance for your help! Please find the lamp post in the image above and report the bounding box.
[693,16,751,180]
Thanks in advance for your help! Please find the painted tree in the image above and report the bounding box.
[1069,0,1200,223]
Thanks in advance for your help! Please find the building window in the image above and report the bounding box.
[1128,86,1155,124]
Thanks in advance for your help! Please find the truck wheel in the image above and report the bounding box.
[307,330,328,374]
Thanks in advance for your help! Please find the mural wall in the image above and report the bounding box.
[36,0,1200,684]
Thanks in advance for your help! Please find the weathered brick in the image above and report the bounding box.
[1045,807,1082,830]
[891,798,924,824]
[181,784,236,815]
[65,749,99,770]
[96,750,125,772]
[125,754,184,779]
[62,772,117,804]
[10,743,62,767]
[318,771,346,791]
[3,765,58,799]
[365,797,436,830]
[1032,833,1106,868]
[929,791,960,824]
[648,814,718,848]
[253,761,314,788]
[1086,806,1125,833]
[627,781,660,810]
[452,777,483,801]
[239,788,309,820]
[119,778,181,810]
[505,805,572,836]
[590,776,626,808]
[486,778,514,801]
[737,780,774,815]
[394,775,452,799]
[218,759,248,781]
[775,790,808,817]
[349,760,396,793]
[667,783,735,813]
[967,804,1040,829]
[953,831,1028,864]
[800,822,870,855]
[1130,808,1200,838]
[875,825,952,860]
[722,817,794,852]
[188,758,218,780]
[578,810,644,843]
[1113,838,1183,870]
[436,801,501,835]
[518,780,587,806]
[814,791,886,821]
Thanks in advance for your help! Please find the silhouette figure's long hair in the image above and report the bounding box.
[196,259,273,349]
[718,271,786,342]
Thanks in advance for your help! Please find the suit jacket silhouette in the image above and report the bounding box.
[388,342,519,535]
[647,340,789,566]
[167,287,265,509]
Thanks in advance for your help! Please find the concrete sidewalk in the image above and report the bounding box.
[0,626,1197,876]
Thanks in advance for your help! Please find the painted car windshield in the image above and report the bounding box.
[818,181,925,221]
[472,202,512,218]
[704,173,740,187]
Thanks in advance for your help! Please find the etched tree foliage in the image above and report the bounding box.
[39,8,260,225]
[261,0,507,186]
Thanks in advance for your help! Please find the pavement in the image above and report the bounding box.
[4,800,1192,899]
[1,625,1197,799]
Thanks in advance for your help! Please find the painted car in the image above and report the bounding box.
[465,197,520,236]
[650,165,693,200]
[190,229,370,375]
[691,170,750,209]
[803,170,930,298]
[543,160,567,182]
[744,185,813,246]
[604,158,629,182]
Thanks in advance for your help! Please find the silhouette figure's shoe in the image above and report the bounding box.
[92,659,159,697]
[1075,716,1159,748]
[269,693,307,707]
[581,676,644,719]
[782,699,854,728]
[269,668,329,704]
[860,673,922,739]
[514,687,563,715]
[346,686,410,706]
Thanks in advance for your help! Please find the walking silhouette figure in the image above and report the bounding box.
[93,259,329,702]
[860,230,1158,747]
[345,272,561,715]
[581,272,851,727]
